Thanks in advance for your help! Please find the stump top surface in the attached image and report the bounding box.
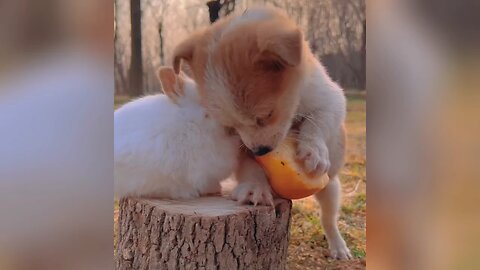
[132,196,288,217]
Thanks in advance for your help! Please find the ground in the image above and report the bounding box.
[114,91,366,269]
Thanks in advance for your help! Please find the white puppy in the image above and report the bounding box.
[114,67,240,199]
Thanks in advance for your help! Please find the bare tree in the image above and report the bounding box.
[360,19,366,89]
[114,0,366,93]
[156,0,169,66]
[128,0,143,96]
[114,0,127,94]
[158,22,165,65]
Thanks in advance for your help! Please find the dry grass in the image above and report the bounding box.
[113,91,366,269]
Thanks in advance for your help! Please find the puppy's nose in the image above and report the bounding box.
[253,146,272,156]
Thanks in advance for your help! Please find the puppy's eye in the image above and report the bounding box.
[256,110,274,127]
[256,117,266,127]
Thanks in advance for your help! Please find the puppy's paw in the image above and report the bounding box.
[232,180,274,206]
[296,139,330,175]
[329,240,352,260]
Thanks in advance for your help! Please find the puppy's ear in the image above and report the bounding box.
[157,67,184,104]
[256,22,303,70]
[172,33,200,74]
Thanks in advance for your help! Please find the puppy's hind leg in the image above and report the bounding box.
[315,175,352,259]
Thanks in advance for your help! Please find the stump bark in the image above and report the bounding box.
[116,196,292,270]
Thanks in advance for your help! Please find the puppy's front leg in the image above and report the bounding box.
[296,85,349,259]
[296,114,331,175]
[296,88,346,176]
[231,150,274,206]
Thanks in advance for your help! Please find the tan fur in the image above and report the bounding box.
[172,10,309,151]
[173,31,204,74]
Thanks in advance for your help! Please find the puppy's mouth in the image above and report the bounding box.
[232,127,282,156]
[241,146,273,158]
[241,143,275,157]
[249,144,275,156]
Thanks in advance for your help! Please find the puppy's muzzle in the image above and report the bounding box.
[253,146,272,156]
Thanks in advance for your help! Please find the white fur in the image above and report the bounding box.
[296,60,347,175]
[114,79,240,199]
[315,176,352,259]
[231,153,274,206]
[296,57,351,260]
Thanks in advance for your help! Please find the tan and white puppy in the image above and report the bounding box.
[172,7,350,259]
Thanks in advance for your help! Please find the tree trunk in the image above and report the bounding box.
[360,19,366,89]
[114,0,127,95]
[116,197,292,270]
[158,22,165,66]
[207,0,222,24]
[128,0,143,97]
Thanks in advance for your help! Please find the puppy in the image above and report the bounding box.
[172,7,350,259]
[114,67,240,199]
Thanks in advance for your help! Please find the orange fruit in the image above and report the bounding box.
[255,138,329,200]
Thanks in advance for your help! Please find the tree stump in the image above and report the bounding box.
[116,196,292,270]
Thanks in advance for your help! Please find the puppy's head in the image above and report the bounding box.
[173,10,305,155]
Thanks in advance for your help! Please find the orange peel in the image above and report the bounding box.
[255,138,329,199]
